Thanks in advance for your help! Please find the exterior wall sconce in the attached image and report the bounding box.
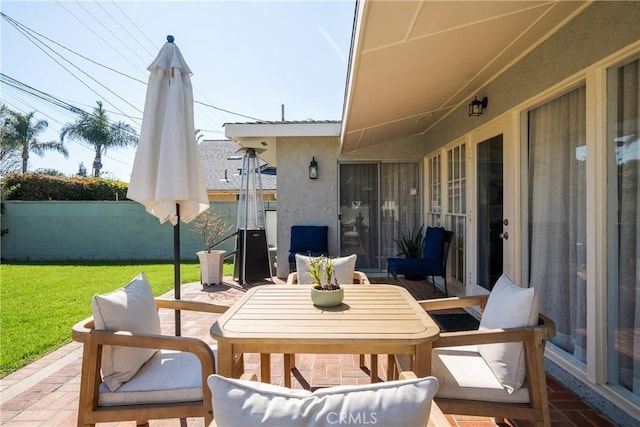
[469,96,488,116]
[309,157,318,179]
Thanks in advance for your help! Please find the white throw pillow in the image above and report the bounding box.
[478,274,539,394]
[295,254,357,285]
[208,374,438,427]
[92,272,161,391]
[332,254,357,284]
[295,254,315,284]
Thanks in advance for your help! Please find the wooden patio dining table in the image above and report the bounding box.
[210,284,440,383]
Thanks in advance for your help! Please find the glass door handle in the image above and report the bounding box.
[499,232,509,240]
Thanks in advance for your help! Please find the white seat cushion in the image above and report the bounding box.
[99,346,218,406]
[478,274,539,394]
[208,373,439,427]
[92,273,161,391]
[432,346,530,404]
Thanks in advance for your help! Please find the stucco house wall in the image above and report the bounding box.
[275,136,341,278]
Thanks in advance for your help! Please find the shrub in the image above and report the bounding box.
[1,173,128,201]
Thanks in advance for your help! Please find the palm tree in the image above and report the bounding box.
[1,106,68,174]
[0,104,21,176]
[60,101,138,177]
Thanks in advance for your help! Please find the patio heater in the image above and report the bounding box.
[234,147,273,284]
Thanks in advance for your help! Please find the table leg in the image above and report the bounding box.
[216,342,233,378]
[414,343,432,377]
[283,354,293,388]
[387,354,396,381]
[370,354,379,382]
[260,353,271,384]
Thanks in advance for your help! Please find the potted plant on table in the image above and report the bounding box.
[306,256,344,307]
[192,208,232,286]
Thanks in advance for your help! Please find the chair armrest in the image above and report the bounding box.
[90,329,215,362]
[154,298,229,314]
[417,295,488,312]
[353,271,370,285]
[287,272,298,284]
[433,320,554,349]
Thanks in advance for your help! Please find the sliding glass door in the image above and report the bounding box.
[339,162,421,271]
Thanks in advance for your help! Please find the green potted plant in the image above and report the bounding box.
[393,225,425,280]
[306,256,343,307]
[192,208,232,286]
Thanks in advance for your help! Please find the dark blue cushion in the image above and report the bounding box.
[422,227,445,265]
[289,225,328,253]
[387,258,444,276]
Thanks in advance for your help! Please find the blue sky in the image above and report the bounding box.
[1,0,355,181]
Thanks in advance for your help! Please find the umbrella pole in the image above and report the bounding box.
[174,203,181,336]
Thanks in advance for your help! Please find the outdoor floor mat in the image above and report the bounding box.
[431,313,480,332]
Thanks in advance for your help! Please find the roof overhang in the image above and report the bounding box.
[225,121,341,166]
[341,0,589,153]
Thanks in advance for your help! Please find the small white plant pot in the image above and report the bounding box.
[197,250,226,285]
[310,287,344,307]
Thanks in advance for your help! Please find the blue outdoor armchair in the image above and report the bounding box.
[288,225,329,272]
[387,226,454,295]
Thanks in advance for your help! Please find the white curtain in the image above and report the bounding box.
[529,86,587,362]
[613,59,640,395]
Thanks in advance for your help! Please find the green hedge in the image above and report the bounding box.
[1,174,128,201]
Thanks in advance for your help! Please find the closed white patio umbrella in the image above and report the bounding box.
[127,35,209,335]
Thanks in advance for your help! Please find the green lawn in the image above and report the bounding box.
[0,260,234,378]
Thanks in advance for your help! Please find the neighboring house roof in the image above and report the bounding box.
[198,139,277,192]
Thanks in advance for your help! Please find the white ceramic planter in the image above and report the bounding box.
[197,250,226,285]
[310,287,344,307]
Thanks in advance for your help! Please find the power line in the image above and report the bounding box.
[0,12,147,86]
[73,0,150,69]
[1,13,144,121]
[96,1,156,59]
[194,100,265,122]
[1,73,139,139]
[0,12,142,122]
[3,9,267,131]
[110,0,157,54]
[54,0,147,77]
[2,93,134,170]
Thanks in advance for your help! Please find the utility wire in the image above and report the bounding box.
[3,9,266,130]
[194,100,264,122]
[96,1,156,59]
[2,13,144,120]
[1,73,139,139]
[0,12,147,86]
[2,92,134,169]
[54,1,146,77]
[110,0,157,54]
[74,0,149,69]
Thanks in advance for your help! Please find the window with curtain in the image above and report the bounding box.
[446,144,466,285]
[607,57,639,397]
[427,155,442,227]
[528,85,587,362]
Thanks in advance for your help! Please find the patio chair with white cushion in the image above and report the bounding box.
[72,273,243,427]
[393,274,556,427]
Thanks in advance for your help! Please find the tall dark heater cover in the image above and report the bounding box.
[234,148,272,284]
